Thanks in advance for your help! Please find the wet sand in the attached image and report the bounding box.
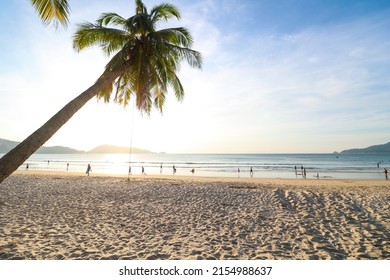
[0,171,389,259]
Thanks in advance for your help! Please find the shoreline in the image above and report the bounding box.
[13,152,390,181]
[12,169,390,188]
[1,171,389,260]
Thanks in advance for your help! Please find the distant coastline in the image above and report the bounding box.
[2,138,390,155]
[0,138,152,154]
[340,142,390,154]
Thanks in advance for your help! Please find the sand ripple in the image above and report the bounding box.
[0,174,389,259]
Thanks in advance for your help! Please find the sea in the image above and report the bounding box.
[4,153,390,180]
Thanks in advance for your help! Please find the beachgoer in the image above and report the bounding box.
[141,166,145,175]
[250,167,253,178]
[238,167,240,178]
[303,168,307,179]
[128,166,132,175]
[86,164,92,176]
[384,168,388,180]
[25,163,29,170]
[173,165,176,175]
[66,163,69,171]
[160,163,163,174]
[191,168,195,174]
[294,165,297,175]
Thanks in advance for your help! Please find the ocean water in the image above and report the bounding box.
[4,153,390,180]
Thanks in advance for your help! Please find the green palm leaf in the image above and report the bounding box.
[29,0,70,28]
[73,0,202,114]
[150,3,181,22]
[73,23,130,56]
[96,13,127,27]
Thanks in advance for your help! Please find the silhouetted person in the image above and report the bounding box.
[250,167,253,177]
[173,165,176,175]
[66,163,69,171]
[86,164,92,176]
[141,166,145,175]
[384,168,388,180]
[25,163,29,170]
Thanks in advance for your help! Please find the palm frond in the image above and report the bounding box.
[153,88,166,112]
[126,13,154,34]
[150,28,202,69]
[168,71,184,102]
[104,47,130,73]
[96,13,127,27]
[30,0,70,28]
[73,0,202,114]
[114,74,134,107]
[177,46,203,69]
[135,0,148,14]
[73,23,129,56]
[150,3,181,23]
[97,83,113,103]
[155,27,193,47]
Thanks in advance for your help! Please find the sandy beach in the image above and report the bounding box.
[0,171,389,260]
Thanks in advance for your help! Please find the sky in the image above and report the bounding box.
[0,0,389,153]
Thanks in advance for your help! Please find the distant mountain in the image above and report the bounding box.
[88,144,152,154]
[0,138,151,154]
[341,142,390,153]
[37,146,85,154]
[0,138,18,153]
[0,138,84,154]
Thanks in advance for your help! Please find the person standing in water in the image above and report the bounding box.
[384,168,388,180]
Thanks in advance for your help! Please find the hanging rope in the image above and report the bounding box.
[127,99,136,182]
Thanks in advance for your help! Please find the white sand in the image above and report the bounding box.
[0,171,389,259]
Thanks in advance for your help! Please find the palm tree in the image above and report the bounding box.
[0,0,202,184]
[30,0,70,28]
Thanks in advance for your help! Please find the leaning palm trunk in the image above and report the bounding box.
[0,66,125,184]
[0,0,202,185]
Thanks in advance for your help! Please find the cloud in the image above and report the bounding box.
[1,0,389,153]
[174,7,390,152]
